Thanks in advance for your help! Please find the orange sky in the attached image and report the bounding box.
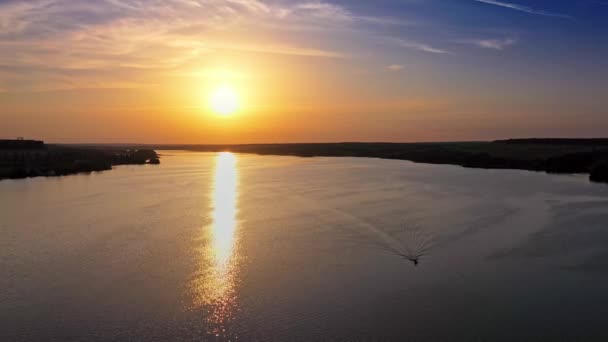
[1,0,607,143]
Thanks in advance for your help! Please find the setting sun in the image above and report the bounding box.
[209,85,239,116]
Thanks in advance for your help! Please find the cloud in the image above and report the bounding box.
[292,2,354,22]
[0,0,371,92]
[474,0,572,18]
[459,37,518,50]
[225,0,270,13]
[0,0,501,93]
[387,64,404,71]
[282,1,412,27]
[397,40,449,54]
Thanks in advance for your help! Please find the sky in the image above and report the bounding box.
[1,0,607,143]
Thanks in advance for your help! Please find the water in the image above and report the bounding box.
[2,151,608,341]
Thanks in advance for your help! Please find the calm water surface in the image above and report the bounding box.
[3,151,608,341]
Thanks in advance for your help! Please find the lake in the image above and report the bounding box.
[2,151,608,341]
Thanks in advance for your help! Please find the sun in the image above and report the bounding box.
[209,85,239,116]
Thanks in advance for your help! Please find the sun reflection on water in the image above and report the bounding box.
[190,152,241,338]
[211,152,239,273]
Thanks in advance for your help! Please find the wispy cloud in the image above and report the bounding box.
[397,40,449,54]
[459,37,518,50]
[283,1,413,27]
[0,0,372,92]
[387,64,404,71]
[292,2,354,22]
[474,0,572,18]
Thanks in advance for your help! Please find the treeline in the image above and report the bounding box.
[496,138,608,146]
[0,143,160,180]
[149,141,608,184]
[0,139,44,149]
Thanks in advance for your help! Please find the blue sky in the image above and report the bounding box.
[1,0,607,142]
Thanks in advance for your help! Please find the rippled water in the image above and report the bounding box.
[3,151,608,341]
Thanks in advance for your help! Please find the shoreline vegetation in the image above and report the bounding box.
[140,138,608,184]
[4,138,608,183]
[0,140,160,180]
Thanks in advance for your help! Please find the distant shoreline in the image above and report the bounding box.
[112,139,608,184]
[5,139,608,183]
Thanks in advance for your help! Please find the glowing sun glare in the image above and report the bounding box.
[209,85,239,116]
